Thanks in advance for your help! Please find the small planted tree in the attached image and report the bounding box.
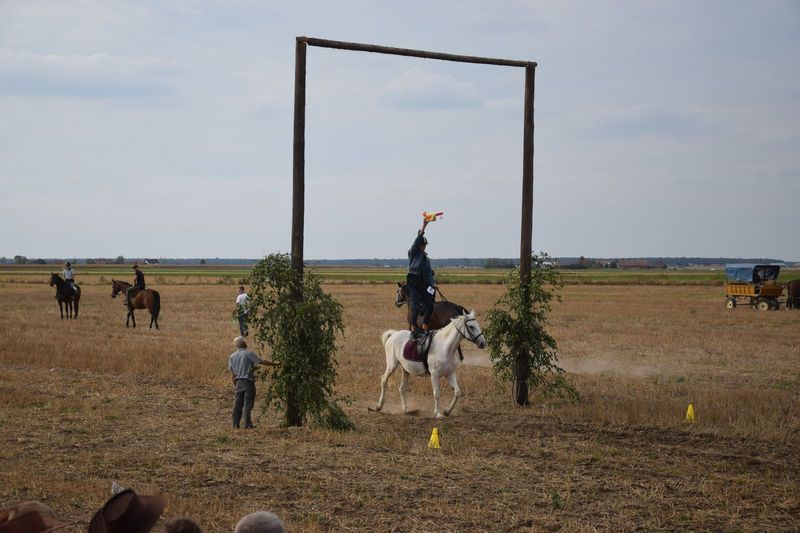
[485,253,577,405]
[244,253,353,430]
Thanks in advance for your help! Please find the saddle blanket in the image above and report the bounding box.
[403,339,423,361]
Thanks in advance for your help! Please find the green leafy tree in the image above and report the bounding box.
[244,253,353,430]
[14,255,27,265]
[485,253,577,405]
[114,255,125,264]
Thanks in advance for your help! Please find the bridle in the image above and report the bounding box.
[395,285,408,307]
[455,316,484,346]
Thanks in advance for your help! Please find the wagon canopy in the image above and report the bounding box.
[724,264,781,283]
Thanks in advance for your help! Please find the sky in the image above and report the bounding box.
[1,1,798,260]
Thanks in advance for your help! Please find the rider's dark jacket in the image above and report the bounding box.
[134,270,145,288]
[407,231,435,288]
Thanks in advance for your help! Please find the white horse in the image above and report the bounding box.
[374,311,486,419]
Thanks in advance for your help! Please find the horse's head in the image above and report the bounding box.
[111,279,122,298]
[454,310,486,349]
[49,273,58,287]
[395,281,409,307]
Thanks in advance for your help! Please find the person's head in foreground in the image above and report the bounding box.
[234,336,247,349]
[88,489,164,533]
[164,516,203,533]
[0,501,63,533]
[234,511,286,533]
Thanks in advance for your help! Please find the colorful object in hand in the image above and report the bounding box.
[428,427,441,449]
[422,211,444,222]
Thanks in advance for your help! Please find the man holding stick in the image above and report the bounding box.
[228,336,278,429]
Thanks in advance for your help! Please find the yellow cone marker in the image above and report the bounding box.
[685,403,696,423]
[428,427,441,449]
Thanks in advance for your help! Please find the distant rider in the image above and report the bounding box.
[407,218,436,339]
[58,261,77,298]
[126,264,146,305]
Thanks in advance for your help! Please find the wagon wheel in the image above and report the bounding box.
[755,299,770,312]
[725,297,736,309]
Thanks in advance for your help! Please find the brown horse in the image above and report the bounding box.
[50,273,80,319]
[111,279,161,329]
[787,280,800,310]
[395,281,467,360]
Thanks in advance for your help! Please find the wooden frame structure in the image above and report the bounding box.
[291,37,537,403]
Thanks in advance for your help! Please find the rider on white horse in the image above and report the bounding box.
[375,311,486,420]
[406,219,437,372]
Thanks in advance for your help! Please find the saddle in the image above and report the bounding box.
[402,332,433,373]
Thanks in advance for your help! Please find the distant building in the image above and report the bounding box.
[618,259,666,269]
[144,259,160,265]
[618,259,649,269]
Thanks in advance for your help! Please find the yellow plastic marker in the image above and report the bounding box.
[685,403,696,423]
[428,427,441,449]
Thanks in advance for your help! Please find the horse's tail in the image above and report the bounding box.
[381,330,397,348]
[152,291,161,320]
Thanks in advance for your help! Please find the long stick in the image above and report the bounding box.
[299,36,535,68]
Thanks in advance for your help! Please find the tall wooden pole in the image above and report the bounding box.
[515,64,536,406]
[287,38,307,426]
[291,39,307,278]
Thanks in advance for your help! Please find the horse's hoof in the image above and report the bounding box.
[435,414,446,420]
[367,406,381,412]
[444,410,451,417]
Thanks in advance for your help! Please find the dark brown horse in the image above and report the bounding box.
[111,279,161,329]
[50,273,80,319]
[787,280,800,310]
[395,281,467,360]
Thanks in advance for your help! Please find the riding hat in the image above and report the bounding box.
[88,490,164,533]
[132,264,139,269]
[65,262,71,267]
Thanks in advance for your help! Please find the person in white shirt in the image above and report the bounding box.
[57,261,77,298]
[234,285,249,337]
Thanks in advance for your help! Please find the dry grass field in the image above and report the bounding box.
[0,279,798,531]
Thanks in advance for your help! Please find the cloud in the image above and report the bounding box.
[584,102,707,138]
[384,67,483,109]
[0,48,177,99]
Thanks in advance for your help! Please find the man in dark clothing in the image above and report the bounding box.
[126,264,146,306]
[407,219,436,338]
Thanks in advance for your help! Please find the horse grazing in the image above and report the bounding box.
[395,281,467,360]
[374,311,485,419]
[111,279,161,329]
[49,273,80,319]
[787,280,800,310]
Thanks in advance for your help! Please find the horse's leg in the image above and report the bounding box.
[74,298,79,319]
[444,372,462,417]
[431,371,444,419]
[59,300,64,320]
[67,300,72,319]
[399,370,410,412]
[375,355,399,412]
[126,308,131,328]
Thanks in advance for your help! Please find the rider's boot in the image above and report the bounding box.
[419,328,431,375]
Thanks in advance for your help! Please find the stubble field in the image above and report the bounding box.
[0,277,798,531]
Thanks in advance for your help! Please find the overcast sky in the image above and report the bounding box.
[1,1,798,260]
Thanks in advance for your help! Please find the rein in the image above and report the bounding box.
[435,286,449,302]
